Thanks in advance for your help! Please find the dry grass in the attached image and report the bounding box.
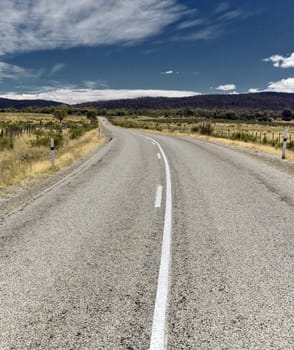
[0,127,105,189]
[213,121,294,134]
[188,133,294,161]
[110,115,293,161]
[0,112,50,121]
[139,128,294,161]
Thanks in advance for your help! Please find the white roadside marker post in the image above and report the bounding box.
[282,128,288,160]
[50,138,55,168]
[97,116,99,135]
[98,118,102,136]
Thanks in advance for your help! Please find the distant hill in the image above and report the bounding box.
[77,92,294,111]
[0,97,61,109]
[1,92,294,111]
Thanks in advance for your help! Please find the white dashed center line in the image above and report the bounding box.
[154,185,163,208]
[144,136,173,350]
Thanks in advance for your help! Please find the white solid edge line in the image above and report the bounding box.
[145,136,172,350]
[157,153,161,160]
[155,185,163,208]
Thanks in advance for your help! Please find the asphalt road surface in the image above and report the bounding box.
[0,120,293,349]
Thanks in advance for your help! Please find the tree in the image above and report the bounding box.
[86,110,97,123]
[54,109,67,122]
[281,109,292,121]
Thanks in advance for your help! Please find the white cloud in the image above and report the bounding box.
[50,63,66,76]
[0,0,188,55]
[0,88,201,105]
[214,2,230,14]
[266,78,294,93]
[83,81,97,89]
[174,24,222,41]
[83,80,108,89]
[218,10,241,21]
[177,18,205,30]
[263,53,294,68]
[248,88,260,93]
[248,79,294,93]
[215,84,236,91]
[0,62,25,79]
[0,61,38,80]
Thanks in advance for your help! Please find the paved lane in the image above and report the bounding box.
[147,134,293,350]
[0,125,165,349]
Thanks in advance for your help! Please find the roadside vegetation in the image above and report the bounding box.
[1,104,293,191]
[0,110,104,189]
[108,114,294,160]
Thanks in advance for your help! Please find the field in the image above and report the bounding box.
[0,113,104,188]
[109,115,294,160]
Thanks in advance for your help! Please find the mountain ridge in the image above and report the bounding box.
[76,92,294,111]
[0,97,61,109]
[0,92,294,111]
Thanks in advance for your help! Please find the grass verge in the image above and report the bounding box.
[0,129,105,189]
[137,128,294,161]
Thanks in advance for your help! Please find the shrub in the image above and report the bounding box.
[0,137,13,150]
[191,125,200,132]
[200,123,213,135]
[30,130,63,149]
[69,126,85,140]
[86,110,97,124]
[54,109,67,122]
[230,132,257,143]
[287,141,294,150]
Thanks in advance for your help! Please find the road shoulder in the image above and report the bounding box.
[0,130,112,224]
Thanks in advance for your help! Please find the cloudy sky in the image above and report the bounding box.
[0,0,293,104]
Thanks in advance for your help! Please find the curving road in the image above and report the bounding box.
[0,120,293,349]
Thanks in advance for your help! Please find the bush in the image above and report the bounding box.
[287,141,294,150]
[54,109,67,122]
[230,132,257,143]
[262,135,268,144]
[0,137,13,150]
[200,123,213,135]
[86,110,97,124]
[230,132,241,140]
[191,125,200,132]
[69,126,85,139]
[30,130,63,149]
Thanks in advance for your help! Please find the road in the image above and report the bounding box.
[0,120,293,349]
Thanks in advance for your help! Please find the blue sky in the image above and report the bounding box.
[0,0,293,104]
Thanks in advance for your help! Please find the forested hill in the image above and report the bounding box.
[1,92,294,111]
[0,98,61,109]
[77,92,294,110]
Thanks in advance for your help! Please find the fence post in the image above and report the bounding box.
[282,128,288,159]
[9,128,14,146]
[50,138,55,168]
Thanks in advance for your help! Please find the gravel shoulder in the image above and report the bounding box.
[178,134,294,177]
